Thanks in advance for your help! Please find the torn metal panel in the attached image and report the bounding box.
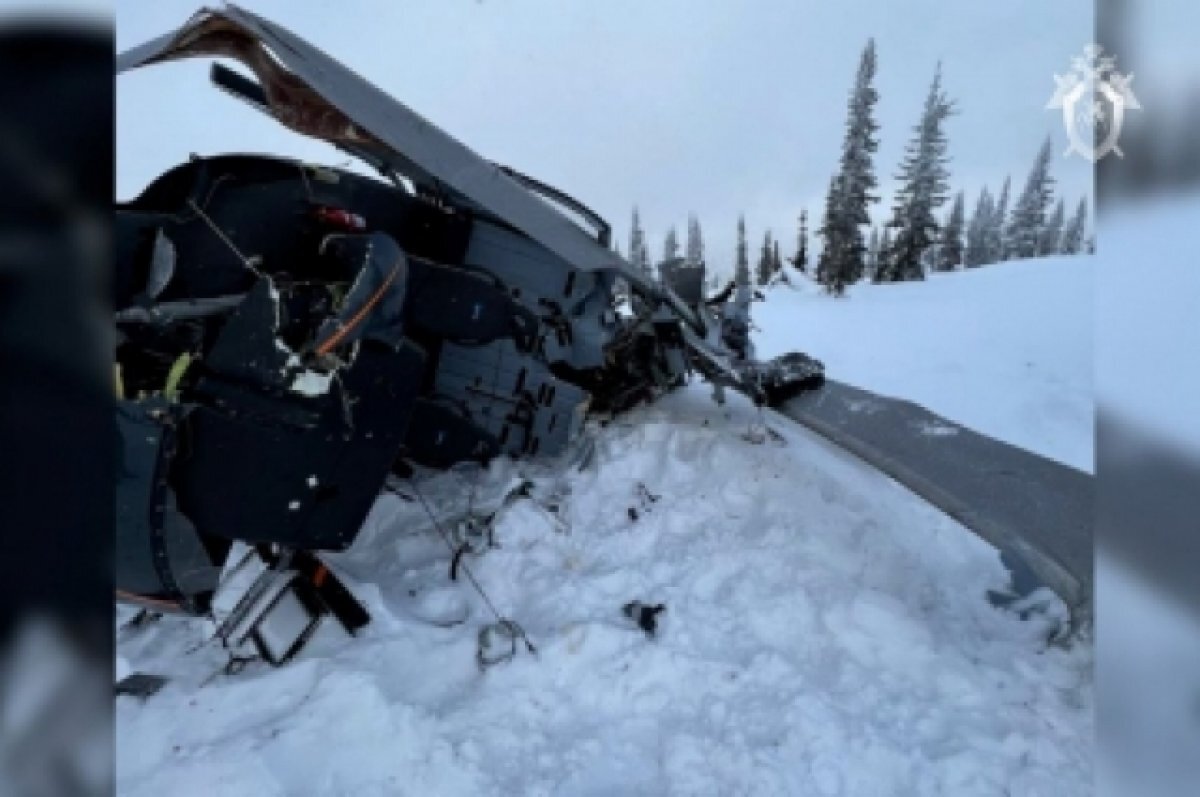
[116,4,640,279]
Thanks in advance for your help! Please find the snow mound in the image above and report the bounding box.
[755,259,1093,472]
[117,387,1091,796]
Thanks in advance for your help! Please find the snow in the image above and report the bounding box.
[755,258,1094,472]
[287,369,334,397]
[117,380,1091,795]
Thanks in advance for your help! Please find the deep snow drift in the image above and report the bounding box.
[117,385,1092,795]
[755,258,1093,472]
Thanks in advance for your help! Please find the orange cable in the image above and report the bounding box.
[314,259,403,356]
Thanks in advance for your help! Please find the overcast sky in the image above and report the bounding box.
[116,0,1094,276]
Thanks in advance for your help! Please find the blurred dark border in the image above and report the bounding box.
[1097,0,1200,203]
[0,12,115,797]
[1095,0,1200,616]
[1096,1,1200,795]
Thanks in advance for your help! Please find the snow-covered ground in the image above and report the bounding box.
[117,286,1094,795]
[756,258,1093,472]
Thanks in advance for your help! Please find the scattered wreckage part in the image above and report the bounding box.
[449,514,495,577]
[208,545,369,668]
[753,352,827,406]
[443,475,567,579]
[407,478,539,664]
[476,619,538,670]
[115,672,170,700]
[622,601,666,638]
[242,572,325,667]
[277,548,371,635]
[477,621,520,668]
[113,292,247,326]
[627,482,662,523]
[210,548,323,667]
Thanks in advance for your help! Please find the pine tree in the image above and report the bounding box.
[865,225,881,278]
[734,215,750,287]
[663,226,680,262]
[1005,137,1056,260]
[772,239,783,277]
[1060,198,1089,255]
[936,191,966,270]
[629,206,652,279]
[876,64,955,282]
[986,176,1011,263]
[1038,198,1066,256]
[964,187,993,267]
[816,175,848,294]
[817,39,881,294]
[685,214,704,268]
[756,230,775,285]
[789,210,809,273]
[878,227,893,276]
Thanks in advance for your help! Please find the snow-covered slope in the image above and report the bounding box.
[756,259,1093,472]
[117,386,1092,796]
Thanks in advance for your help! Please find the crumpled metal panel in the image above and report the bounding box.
[116,4,645,282]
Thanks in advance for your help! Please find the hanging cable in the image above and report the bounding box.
[186,197,256,271]
[404,479,537,658]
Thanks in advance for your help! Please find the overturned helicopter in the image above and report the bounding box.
[115,5,823,666]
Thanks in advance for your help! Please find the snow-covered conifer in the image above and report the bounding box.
[663,226,680,262]
[1005,138,1056,260]
[986,176,1011,263]
[817,39,880,294]
[735,215,750,287]
[876,64,955,282]
[685,215,704,268]
[790,210,809,273]
[629,206,652,278]
[1060,198,1089,255]
[935,190,966,271]
[1038,198,1066,256]
[756,231,775,285]
[964,187,994,267]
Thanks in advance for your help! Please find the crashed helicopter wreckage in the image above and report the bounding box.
[114,5,824,670]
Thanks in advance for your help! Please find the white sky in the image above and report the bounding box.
[116,0,1094,277]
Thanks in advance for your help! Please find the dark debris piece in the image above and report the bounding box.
[622,601,666,637]
[115,672,169,699]
[636,483,661,504]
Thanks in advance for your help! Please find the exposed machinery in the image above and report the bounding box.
[115,5,823,664]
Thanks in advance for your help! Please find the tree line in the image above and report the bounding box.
[623,38,1093,297]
